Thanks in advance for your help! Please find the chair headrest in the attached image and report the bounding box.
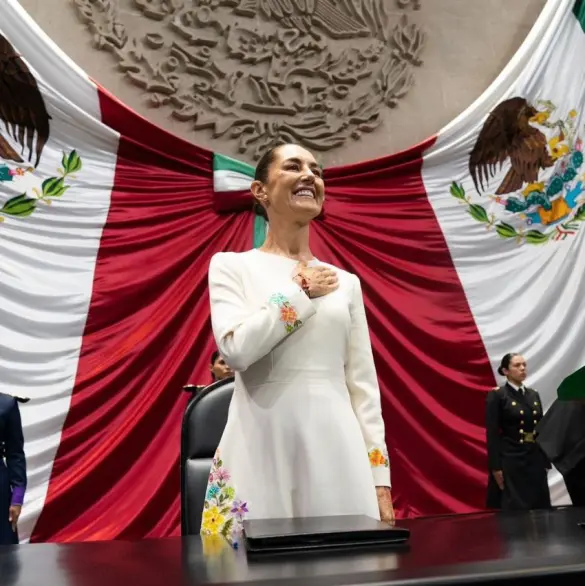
[182,379,235,459]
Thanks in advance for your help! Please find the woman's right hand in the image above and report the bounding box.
[493,470,504,490]
[293,261,338,298]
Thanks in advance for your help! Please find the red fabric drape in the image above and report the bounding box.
[32,89,495,542]
[313,145,496,517]
[30,89,254,542]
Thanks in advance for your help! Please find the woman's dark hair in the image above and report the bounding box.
[498,353,520,376]
[252,144,284,220]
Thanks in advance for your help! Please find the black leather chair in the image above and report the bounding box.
[180,377,234,535]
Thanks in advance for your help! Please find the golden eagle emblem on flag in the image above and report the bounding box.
[451,97,585,244]
[0,33,82,223]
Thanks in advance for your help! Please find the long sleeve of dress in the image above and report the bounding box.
[209,252,317,372]
[486,390,502,471]
[345,274,391,488]
[5,399,26,506]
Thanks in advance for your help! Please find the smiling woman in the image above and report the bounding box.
[251,145,323,221]
[201,144,394,539]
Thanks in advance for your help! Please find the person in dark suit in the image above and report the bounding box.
[537,398,585,506]
[0,393,26,545]
[485,353,551,511]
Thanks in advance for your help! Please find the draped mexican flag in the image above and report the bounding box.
[215,0,585,508]
[421,0,585,420]
[1,0,254,543]
[1,0,584,543]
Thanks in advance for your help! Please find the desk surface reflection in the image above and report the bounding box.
[2,507,585,586]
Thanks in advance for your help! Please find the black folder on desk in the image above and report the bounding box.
[242,515,410,554]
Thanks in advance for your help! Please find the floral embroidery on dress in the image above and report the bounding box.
[368,447,390,468]
[269,293,303,333]
[201,450,248,538]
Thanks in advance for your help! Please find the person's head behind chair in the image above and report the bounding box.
[210,350,233,382]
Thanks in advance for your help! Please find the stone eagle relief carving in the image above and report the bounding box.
[73,0,425,159]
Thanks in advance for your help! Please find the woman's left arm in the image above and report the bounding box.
[346,275,392,496]
[5,399,26,510]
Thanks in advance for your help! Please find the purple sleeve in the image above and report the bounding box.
[11,485,25,506]
[5,399,26,505]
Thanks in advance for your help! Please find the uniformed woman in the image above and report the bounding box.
[0,393,26,545]
[485,353,551,510]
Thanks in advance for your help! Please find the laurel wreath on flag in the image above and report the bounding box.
[0,150,82,222]
[450,181,585,244]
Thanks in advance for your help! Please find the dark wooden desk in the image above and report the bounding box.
[2,508,585,586]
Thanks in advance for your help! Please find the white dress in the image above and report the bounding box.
[200,249,391,537]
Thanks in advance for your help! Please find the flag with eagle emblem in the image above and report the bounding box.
[1,0,585,543]
[421,0,585,504]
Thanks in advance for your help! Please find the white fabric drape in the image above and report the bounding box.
[424,0,584,505]
[1,0,120,540]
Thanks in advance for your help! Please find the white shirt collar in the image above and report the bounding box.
[507,380,525,393]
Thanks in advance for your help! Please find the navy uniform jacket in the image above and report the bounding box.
[0,393,26,506]
[485,383,550,510]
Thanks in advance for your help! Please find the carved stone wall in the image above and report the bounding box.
[20,0,546,166]
[73,0,426,161]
